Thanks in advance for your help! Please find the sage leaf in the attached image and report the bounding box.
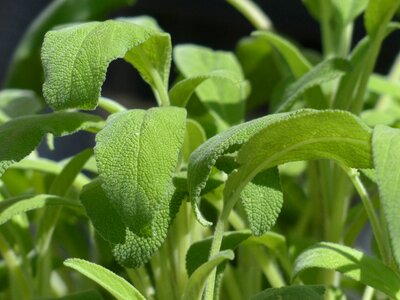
[186,230,251,276]
[81,179,186,267]
[182,250,234,300]
[5,0,133,94]
[241,168,283,236]
[250,285,324,300]
[0,195,81,226]
[253,31,328,109]
[0,112,103,177]
[275,58,351,112]
[365,0,400,38]
[173,45,247,126]
[226,110,372,201]
[372,125,400,267]
[94,107,186,236]
[293,242,400,299]
[182,119,206,162]
[169,70,248,108]
[52,290,103,300]
[42,20,171,110]
[64,258,145,300]
[188,112,288,226]
[0,89,42,119]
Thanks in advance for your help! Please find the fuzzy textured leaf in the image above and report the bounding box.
[173,44,247,126]
[293,242,400,299]
[182,250,234,300]
[251,285,324,300]
[81,179,186,267]
[0,112,103,177]
[64,258,145,300]
[275,58,351,112]
[241,168,283,236]
[188,112,288,226]
[0,195,81,226]
[94,107,186,236]
[42,20,171,110]
[5,0,133,94]
[372,125,400,267]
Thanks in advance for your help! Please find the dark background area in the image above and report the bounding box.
[1,0,400,159]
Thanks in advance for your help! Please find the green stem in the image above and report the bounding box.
[98,97,127,113]
[362,286,374,300]
[320,0,334,58]
[343,167,389,264]
[252,247,285,287]
[226,0,272,30]
[0,232,32,300]
[204,218,225,300]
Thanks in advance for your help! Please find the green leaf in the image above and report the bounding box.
[186,230,251,276]
[368,74,400,99]
[230,109,371,188]
[169,70,247,108]
[49,148,93,196]
[293,242,400,299]
[252,31,311,78]
[253,31,328,109]
[64,258,145,300]
[365,0,400,38]
[0,195,81,226]
[36,289,103,300]
[275,58,351,112]
[182,119,207,162]
[0,112,103,177]
[372,125,400,267]
[173,44,247,126]
[182,250,234,300]
[235,36,282,110]
[81,178,186,267]
[5,0,133,94]
[241,168,283,236]
[94,107,186,236]
[117,15,162,31]
[188,112,288,226]
[42,20,171,110]
[331,0,369,25]
[250,285,325,300]
[0,89,42,118]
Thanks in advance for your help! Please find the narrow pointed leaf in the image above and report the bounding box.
[182,250,234,300]
[42,20,171,110]
[372,125,400,267]
[169,70,247,108]
[251,285,325,300]
[275,58,351,112]
[64,258,145,300]
[253,31,328,109]
[81,179,186,267]
[241,167,283,236]
[0,112,103,177]
[293,242,400,299]
[0,195,81,226]
[94,107,186,236]
[365,0,400,38]
[174,44,247,125]
[186,230,251,276]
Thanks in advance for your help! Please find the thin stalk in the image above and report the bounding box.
[126,267,154,300]
[362,286,374,300]
[252,247,285,288]
[320,0,334,58]
[0,232,32,300]
[226,0,272,31]
[222,265,243,300]
[343,167,389,264]
[98,97,127,113]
